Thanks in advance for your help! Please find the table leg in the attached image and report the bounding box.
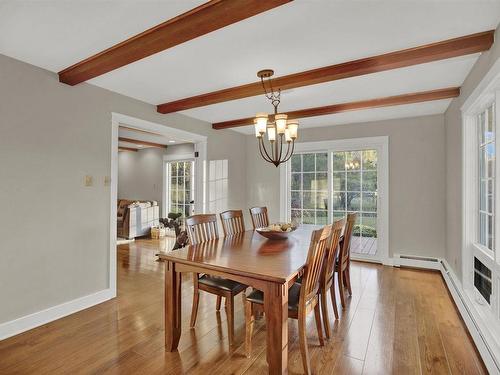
[165,261,181,351]
[264,281,288,374]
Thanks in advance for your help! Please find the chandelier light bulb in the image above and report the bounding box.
[284,128,292,142]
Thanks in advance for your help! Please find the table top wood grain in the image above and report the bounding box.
[158,225,320,284]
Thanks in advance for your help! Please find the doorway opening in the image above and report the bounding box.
[109,113,207,297]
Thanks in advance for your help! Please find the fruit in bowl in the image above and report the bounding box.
[256,222,298,240]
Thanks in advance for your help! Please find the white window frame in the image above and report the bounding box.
[280,136,389,265]
[462,59,500,347]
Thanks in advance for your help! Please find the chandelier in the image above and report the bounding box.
[254,69,298,167]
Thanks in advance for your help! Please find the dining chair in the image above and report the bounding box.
[186,214,247,347]
[336,212,357,308]
[220,210,245,236]
[319,218,345,339]
[249,206,269,229]
[244,225,331,375]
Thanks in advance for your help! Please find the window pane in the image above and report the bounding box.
[363,150,377,170]
[346,171,361,191]
[346,151,361,170]
[316,210,327,224]
[333,152,345,171]
[315,173,328,190]
[332,172,345,191]
[303,173,315,190]
[362,171,377,191]
[333,192,345,211]
[480,180,487,212]
[303,154,315,172]
[291,154,301,172]
[303,210,315,224]
[316,153,328,171]
[316,191,328,210]
[488,179,494,214]
[488,215,494,250]
[291,173,301,190]
[303,192,315,209]
[362,192,377,212]
[291,191,302,209]
[361,213,377,238]
[347,192,361,211]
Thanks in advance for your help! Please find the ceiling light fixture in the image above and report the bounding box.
[254,69,298,167]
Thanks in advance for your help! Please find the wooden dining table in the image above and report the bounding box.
[158,225,319,374]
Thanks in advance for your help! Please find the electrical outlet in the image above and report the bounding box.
[84,175,93,187]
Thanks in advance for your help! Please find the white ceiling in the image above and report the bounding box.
[1,0,499,134]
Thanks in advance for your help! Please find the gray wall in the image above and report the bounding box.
[118,143,194,215]
[445,26,500,281]
[0,54,246,324]
[246,114,447,258]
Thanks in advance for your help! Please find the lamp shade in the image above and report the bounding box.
[287,119,299,139]
[284,128,292,142]
[255,112,268,135]
[275,114,287,135]
[267,126,276,141]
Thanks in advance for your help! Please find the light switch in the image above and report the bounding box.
[84,175,93,187]
[104,176,111,186]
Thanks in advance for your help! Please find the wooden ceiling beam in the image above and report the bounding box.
[118,146,139,152]
[159,31,492,114]
[212,87,460,129]
[58,0,292,85]
[119,137,167,149]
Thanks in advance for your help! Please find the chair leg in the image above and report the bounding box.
[345,267,353,296]
[338,270,346,308]
[245,299,254,357]
[314,303,325,346]
[226,295,235,347]
[320,290,330,339]
[216,296,222,311]
[190,290,200,328]
[330,284,339,320]
[298,311,312,375]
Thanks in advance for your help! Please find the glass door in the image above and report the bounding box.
[332,150,378,257]
[167,160,195,218]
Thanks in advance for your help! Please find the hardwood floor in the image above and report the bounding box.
[0,237,486,374]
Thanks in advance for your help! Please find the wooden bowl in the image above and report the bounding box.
[256,225,298,240]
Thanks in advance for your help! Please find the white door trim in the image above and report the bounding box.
[279,136,389,264]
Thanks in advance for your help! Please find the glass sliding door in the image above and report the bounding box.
[332,149,378,256]
[284,138,387,262]
[167,160,195,218]
[290,152,329,225]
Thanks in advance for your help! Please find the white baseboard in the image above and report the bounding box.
[0,288,115,340]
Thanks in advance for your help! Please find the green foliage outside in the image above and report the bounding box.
[353,224,377,237]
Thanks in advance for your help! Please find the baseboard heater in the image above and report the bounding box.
[440,259,500,374]
[393,254,441,270]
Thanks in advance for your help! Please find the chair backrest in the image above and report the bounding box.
[249,207,269,229]
[185,214,219,245]
[339,213,357,269]
[220,210,245,236]
[300,225,332,305]
[323,218,345,284]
